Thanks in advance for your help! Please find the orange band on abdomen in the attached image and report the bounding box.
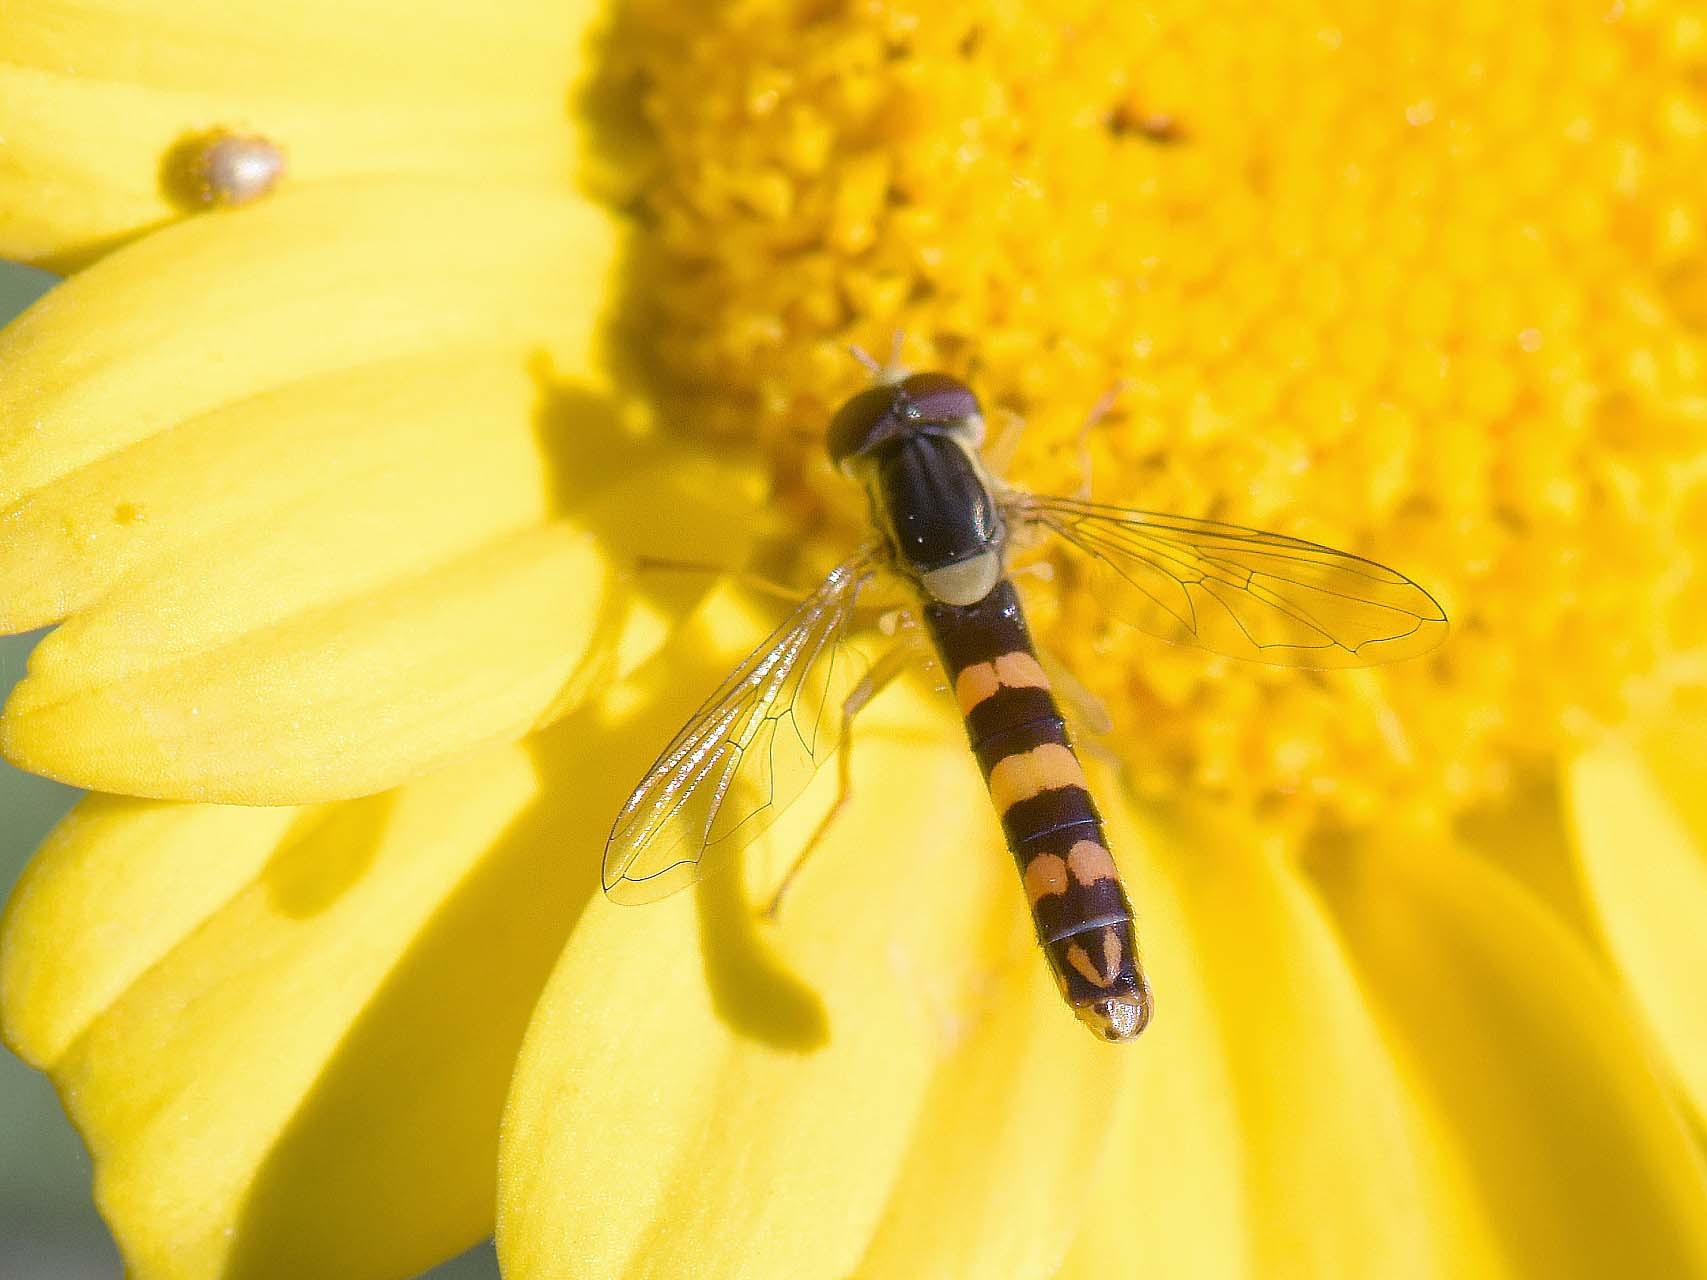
[987,742,1088,814]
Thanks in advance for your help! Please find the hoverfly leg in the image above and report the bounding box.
[872,606,953,696]
[1036,644,1114,737]
[983,407,1027,474]
[759,638,920,919]
[632,555,802,603]
[1073,380,1128,500]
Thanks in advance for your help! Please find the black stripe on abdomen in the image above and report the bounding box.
[922,579,1147,1020]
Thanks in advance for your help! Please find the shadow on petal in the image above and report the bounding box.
[261,795,397,919]
[226,763,606,1279]
[1452,766,1602,951]
[222,588,815,1272]
[1568,726,1707,1128]
[695,850,828,1051]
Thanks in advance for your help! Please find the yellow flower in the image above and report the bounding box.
[4,2,1707,1279]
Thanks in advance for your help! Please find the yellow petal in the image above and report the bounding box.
[3,520,612,802]
[0,0,605,268]
[0,180,618,513]
[1,350,557,632]
[500,613,1133,1279]
[1568,724,1707,1127]
[1308,830,1707,1276]
[1060,806,1502,1280]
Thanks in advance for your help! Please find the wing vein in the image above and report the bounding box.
[602,551,880,903]
[1016,492,1447,668]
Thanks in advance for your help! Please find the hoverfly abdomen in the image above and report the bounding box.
[924,580,1152,1041]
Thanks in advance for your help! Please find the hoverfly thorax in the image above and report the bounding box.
[827,372,1006,607]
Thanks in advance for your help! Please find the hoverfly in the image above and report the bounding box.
[605,369,1447,1041]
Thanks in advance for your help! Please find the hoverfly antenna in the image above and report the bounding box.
[885,328,906,369]
[846,343,883,375]
[846,332,910,385]
[1074,379,1131,500]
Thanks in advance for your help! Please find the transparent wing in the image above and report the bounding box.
[603,553,878,905]
[1013,493,1448,668]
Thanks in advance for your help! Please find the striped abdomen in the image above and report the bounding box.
[922,580,1153,1041]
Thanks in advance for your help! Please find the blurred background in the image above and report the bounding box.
[0,263,498,1278]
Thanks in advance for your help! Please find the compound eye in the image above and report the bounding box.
[898,371,980,424]
[826,385,902,465]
